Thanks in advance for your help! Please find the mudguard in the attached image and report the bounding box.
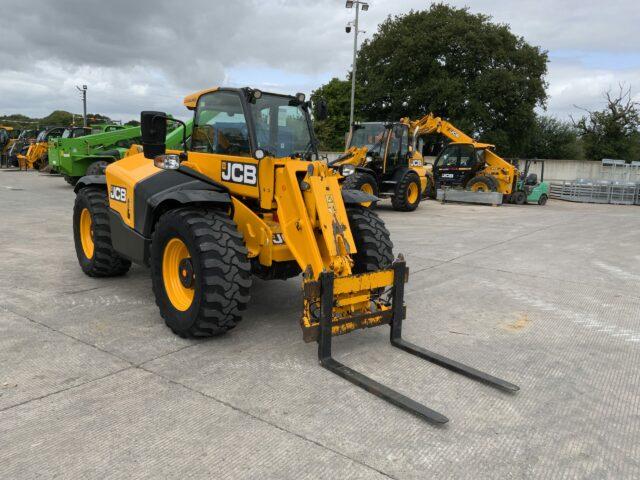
[74,175,107,193]
[135,174,231,236]
[341,188,380,205]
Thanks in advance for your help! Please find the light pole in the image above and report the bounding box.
[345,0,368,142]
[76,85,88,127]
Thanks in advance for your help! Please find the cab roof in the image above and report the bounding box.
[183,86,299,110]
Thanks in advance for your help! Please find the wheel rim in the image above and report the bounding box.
[162,238,195,311]
[471,183,489,192]
[407,182,419,203]
[360,183,374,207]
[79,208,94,259]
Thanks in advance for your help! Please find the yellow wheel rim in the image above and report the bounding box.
[360,183,374,207]
[471,183,489,192]
[407,182,419,203]
[79,208,94,259]
[162,238,195,311]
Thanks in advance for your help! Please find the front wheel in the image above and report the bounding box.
[513,190,527,205]
[391,172,422,212]
[538,194,548,206]
[346,207,394,273]
[341,171,379,208]
[150,208,252,338]
[466,175,498,192]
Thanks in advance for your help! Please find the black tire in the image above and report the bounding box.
[466,175,498,192]
[86,160,109,176]
[513,190,527,205]
[391,171,421,212]
[342,171,379,207]
[73,187,131,277]
[425,175,436,199]
[346,207,394,274]
[538,194,548,206]
[150,208,252,338]
[64,175,80,186]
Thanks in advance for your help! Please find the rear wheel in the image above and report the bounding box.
[342,171,379,208]
[73,187,131,277]
[467,175,498,192]
[346,207,394,273]
[391,172,421,212]
[86,160,109,176]
[538,194,548,206]
[150,208,252,338]
[64,175,80,186]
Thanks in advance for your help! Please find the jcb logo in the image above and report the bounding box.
[272,233,285,245]
[110,185,127,202]
[221,161,257,186]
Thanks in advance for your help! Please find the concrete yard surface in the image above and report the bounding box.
[1,171,639,479]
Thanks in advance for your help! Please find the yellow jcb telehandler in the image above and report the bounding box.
[17,126,66,170]
[72,87,517,423]
[409,113,519,197]
[329,120,432,211]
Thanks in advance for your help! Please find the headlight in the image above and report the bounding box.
[154,154,180,170]
[340,164,356,176]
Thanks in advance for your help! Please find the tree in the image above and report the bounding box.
[311,77,353,150]
[526,116,583,159]
[572,85,640,161]
[314,4,548,155]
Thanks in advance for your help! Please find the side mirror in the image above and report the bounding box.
[314,99,328,121]
[141,111,167,159]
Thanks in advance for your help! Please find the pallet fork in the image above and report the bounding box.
[316,259,519,424]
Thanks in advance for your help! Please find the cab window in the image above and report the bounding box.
[192,91,251,157]
[458,145,478,168]
[438,145,459,167]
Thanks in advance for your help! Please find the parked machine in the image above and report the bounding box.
[17,126,65,170]
[0,126,11,166]
[510,159,549,205]
[50,121,193,185]
[330,120,431,211]
[7,129,38,167]
[411,113,519,198]
[71,86,518,423]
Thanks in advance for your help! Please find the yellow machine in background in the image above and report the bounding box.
[330,120,432,211]
[72,86,517,423]
[17,126,65,170]
[409,113,519,195]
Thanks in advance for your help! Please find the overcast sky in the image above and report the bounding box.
[1,0,638,123]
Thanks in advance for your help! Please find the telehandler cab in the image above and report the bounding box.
[72,87,517,423]
[330,121,431,211]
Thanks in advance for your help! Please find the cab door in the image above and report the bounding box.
[383,124,409,175]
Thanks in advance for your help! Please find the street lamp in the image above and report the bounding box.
[76,85,88,127]
[345,1,368,144]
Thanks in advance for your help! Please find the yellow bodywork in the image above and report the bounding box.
[408,113,518,194]
[106,87,397,341]
[333,125,430,195]
[17,141,48,170]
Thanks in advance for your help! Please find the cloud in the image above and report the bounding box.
[0,0,638,122]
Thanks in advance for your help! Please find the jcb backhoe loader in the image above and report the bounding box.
[72,87,517,423]
[330,120,431,211]
[410,113,519,197]
[17,126,66,170]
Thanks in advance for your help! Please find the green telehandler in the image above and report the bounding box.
[49,120,193,185]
